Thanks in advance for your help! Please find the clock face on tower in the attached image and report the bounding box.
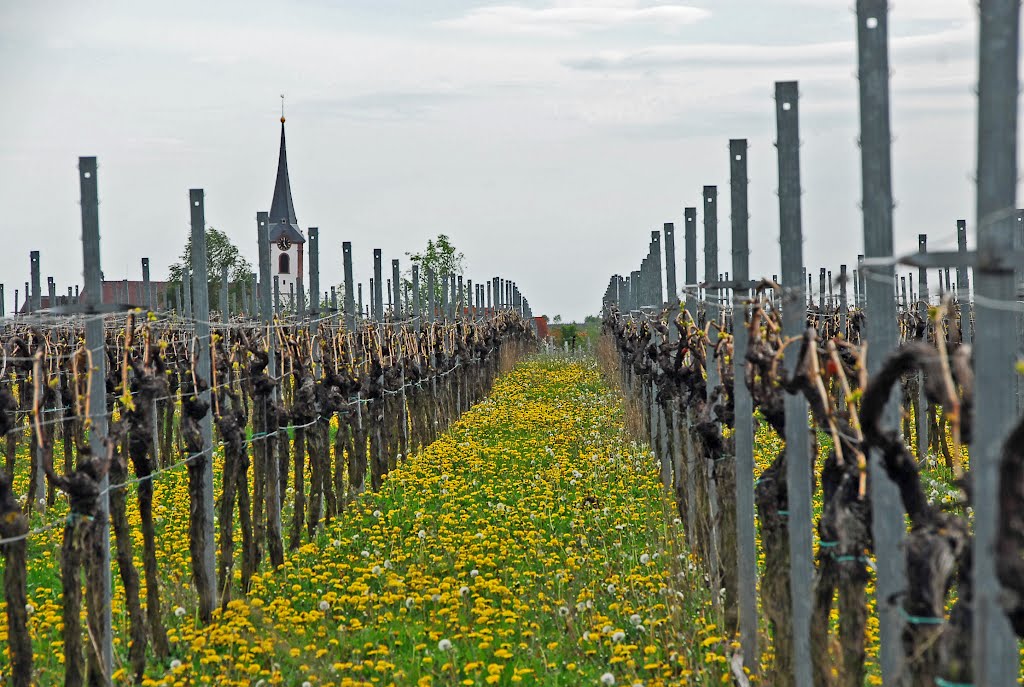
[277,237,292,251]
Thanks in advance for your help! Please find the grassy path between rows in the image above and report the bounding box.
[6,357,730,686]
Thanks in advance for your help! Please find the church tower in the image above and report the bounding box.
[268,112,305,305]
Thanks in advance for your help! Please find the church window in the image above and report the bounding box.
[279,253,290,274]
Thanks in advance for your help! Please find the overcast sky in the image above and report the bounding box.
[0,0,1007,320]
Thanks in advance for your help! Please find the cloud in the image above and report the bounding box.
[783,0,972,22]
[564,26,972,71]
[436,1,710,37]
[305,90,469,121]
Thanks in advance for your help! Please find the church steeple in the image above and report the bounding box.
[268,105,305,244]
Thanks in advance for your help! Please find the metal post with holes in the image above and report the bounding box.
[664,222,678,341]
[183,267,193,321]
[651,231,664,309]
[857,254,865,307]
[839,264,849,337]
[1017,210,1024,412]
[142,258,152,310]
[972,0,1021,682]
[47,277,55,311]
[956,220,972,343]
[441,274,449,321]
[856,3,909,682]
[189,189,217,619]
[819,268,826,311]
[457,275,465,319]
[343,242,355,331]
[664,222,678,309]
[916,234,929,457]
[701,184,723,622]
[256,211,282,560]
[451,275,458,319]
[273,276,281,317]
[309,228,320,318]
[427,269,436,323]
[729,138,758,674]
[413,264,421,330]
[684,207,697,319]
[775,80,813,687]
[704,186,720,375]
[78,157,113,686]
[29,251,40,313]
[393,259,402,320]
[373,250,383,322]
[221,265,229,324]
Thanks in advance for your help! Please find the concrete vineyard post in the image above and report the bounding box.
[142,258,152,310]
[956,220,972,343]
[971,0,1021,682]
[308,228,320,318]
[917,234,929,457]
[413,264,421,331]
[256,211,283,554]
[664,222,678,314]
[427,268,436,323]
[30,251,41,313]
[274,275,281,317]
[189,189,217,618]
[704,186,719,385]
[393,259,402,320]
[452,275,458,319]
[729,137,758,674]
[343,242,355,331]
[856,3,910,681]
[78,156,114,686]
[684,208,697,320]
[441,274,449,321]
[840,264,848,336]
[373,250,383,322]
[221,264,229,324]
[184,265,195,319]
[774,80,813,687]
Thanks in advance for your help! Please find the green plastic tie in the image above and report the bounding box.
[934,678,972,687]
[898,607,945,625]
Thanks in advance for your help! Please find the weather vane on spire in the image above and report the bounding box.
[280,94,285,123]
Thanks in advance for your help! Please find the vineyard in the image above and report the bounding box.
[6,0,1024,686]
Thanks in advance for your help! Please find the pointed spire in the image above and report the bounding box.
[267,103,305,244]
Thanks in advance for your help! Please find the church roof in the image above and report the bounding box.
[268,119,305,244]
[269,220,305,243]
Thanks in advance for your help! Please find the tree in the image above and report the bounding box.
[560,323,579,351]
[405,234,466,304]
[168,227,254,313]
